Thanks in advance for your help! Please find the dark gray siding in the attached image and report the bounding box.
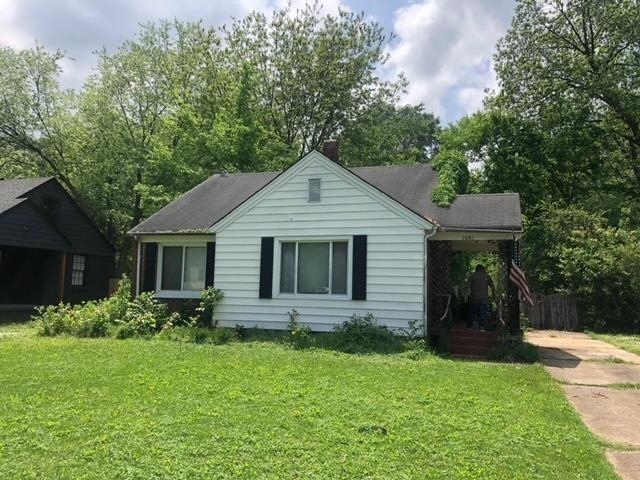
[28,180,114,256]
[0,202,68,251]
[63,253,113,303]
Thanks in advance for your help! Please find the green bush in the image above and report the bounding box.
[526,205,640,332]
[331,313,404,354]
[286,309,315,349]
[34,277,185,339]
[192,287,224,328]
[33,279,133,338]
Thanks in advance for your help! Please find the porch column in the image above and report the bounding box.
[500,240,521,335]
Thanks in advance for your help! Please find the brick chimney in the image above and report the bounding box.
[322,139,340,163]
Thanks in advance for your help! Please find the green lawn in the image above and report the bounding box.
[0,325,617,479]
[590,332,640,356]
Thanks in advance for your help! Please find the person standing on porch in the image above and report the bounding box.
[466,264,496,330]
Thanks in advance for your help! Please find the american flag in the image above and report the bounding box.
[510,241,534,306]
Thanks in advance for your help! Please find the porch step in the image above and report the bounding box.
[449,328,498,358]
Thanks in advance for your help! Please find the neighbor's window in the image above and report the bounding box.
[308,178,321,202]
[160,246,206,291]
[71,255,86,287]
[280,241,347,295]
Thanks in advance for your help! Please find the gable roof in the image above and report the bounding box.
[0,177,52,215]
[130,154,522,235]
[0,176,115,255]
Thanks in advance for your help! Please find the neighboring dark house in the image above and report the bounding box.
[0,178,115,306]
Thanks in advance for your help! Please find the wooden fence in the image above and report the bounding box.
[525,293,579,331]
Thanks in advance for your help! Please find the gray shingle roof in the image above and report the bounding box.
[0,177,52,214]
[129,163,522,234]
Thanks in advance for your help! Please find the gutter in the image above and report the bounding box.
[437,226,523,233]
[423,227,438,338]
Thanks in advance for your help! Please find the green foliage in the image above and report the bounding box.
[286,309,315,350]
[330,313,404,354]
[0,329,619,479]
[430,149,469,206]
[589,333,640,357]
[525,205,640,331]
[156,326,238,345]
[193,287,224,328]
[489,342,540,364]
[340,101,439,166]
[222,1,401,156]
[34,276,184,338]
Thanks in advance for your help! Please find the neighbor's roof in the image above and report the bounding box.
[0,177,52,215]
[130,164,522,234]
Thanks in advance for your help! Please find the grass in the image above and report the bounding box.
[0,324,618,479]
[589,332,640,356]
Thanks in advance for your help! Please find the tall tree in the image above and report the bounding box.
[339,101,439,167]
[495,0,640,187]
[222,1,401,157]
[0,46,85,204]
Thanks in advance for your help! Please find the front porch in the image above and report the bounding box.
[427,230,523,358]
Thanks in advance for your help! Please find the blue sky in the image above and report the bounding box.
[0,0,516,124]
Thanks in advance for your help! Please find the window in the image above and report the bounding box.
[279,240,348,295]
[308,178,321,202]
[160,246,206,292]
[71,255,86,287]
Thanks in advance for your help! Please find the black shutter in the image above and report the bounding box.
[142,242,158,293]
[259,237,274,299]
[352,235,367,300]
[205,242,216,288]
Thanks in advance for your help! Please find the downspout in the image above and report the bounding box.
[423,227,438,338]
[135,237,141,297]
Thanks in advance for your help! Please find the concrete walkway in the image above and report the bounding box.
[527,331,640,480]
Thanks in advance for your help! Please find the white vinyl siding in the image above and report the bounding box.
[213,156,425,332]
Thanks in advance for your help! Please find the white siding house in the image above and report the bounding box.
[129,146,523,338]
[212,152,430,332]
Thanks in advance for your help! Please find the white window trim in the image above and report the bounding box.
[273,236,352,300]
[70,254,86,287]
[155,244,206,299]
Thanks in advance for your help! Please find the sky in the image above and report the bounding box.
[0,0,516,124]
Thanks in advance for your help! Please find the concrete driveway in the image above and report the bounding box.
[527,331,640,480]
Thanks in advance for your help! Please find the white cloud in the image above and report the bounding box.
[0,0,32,48]
[387,0,514,123]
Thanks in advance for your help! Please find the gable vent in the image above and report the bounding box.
[308,178,321,202]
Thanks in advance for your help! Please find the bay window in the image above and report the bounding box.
[159,245,206,292]
[279,240,348,295]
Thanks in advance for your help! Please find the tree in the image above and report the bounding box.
[0,45,85,205]
[495,0,640,187]
[222,1,401,157]
[339,101,439,167]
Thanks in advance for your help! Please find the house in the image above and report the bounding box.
[0,177,115,307]
[129,143,523,343]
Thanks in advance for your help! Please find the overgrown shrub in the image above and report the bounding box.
[192,287,224,328]
[156,326,238,344]
[331,313,404,354]
[33,278,134,337]
[286,309,315,349]
[34,277,184,338]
